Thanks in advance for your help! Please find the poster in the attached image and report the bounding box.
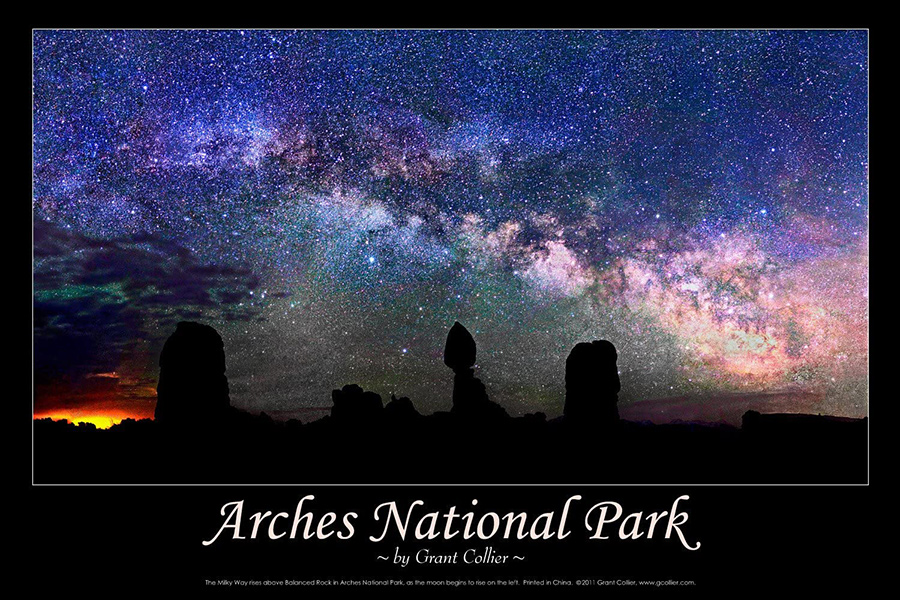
[30,28,871,593]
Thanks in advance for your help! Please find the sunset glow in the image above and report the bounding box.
[34,398,156,429]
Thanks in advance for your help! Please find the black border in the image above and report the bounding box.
[27,23,875,594]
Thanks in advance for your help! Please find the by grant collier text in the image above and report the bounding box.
[202,495,700,551]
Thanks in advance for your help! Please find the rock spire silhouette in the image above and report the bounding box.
[155,321,231,426]
[564,339,621,429]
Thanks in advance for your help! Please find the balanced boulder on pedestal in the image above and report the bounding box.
[443,321,508,422]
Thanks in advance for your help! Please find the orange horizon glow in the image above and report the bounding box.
[34,406,155,429]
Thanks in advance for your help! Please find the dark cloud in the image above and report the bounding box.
[33,220,260,391]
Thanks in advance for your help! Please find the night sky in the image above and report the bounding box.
[32,30,868,428]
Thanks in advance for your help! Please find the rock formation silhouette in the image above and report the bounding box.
[564,339,621,429]
[331,384,384,423]
[385,393,420,421]
[34,319,869,485]
[155,321,231,427]
[443,321,508,421]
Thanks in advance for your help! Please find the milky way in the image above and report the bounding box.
[32,30,868,425]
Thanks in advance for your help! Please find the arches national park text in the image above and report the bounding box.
[201,495,701,552]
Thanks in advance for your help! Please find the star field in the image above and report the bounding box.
[32,30,868,424]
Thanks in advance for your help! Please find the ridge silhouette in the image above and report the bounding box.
[33,320,868,484]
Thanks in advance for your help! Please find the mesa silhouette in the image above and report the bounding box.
[33,321,867,484]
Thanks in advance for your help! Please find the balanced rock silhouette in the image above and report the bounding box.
[564,340,621,429]
[155,322,231,427]
[443,321,508,421]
